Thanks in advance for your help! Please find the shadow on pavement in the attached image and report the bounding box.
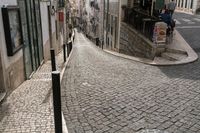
[158,53,200,80]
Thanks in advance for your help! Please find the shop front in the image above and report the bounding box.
[0,0,44,97]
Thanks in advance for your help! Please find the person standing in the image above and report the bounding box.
[167,0,176,16]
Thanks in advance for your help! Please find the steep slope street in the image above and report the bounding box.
[61,30,200,133]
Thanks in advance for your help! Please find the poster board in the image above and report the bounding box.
[1,6,23,56]
[153,22,167,44]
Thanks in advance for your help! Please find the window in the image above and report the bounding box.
[58,0,65,8]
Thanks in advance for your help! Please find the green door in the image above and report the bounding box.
[34,0,44,64]
[18,0,44,79]
[18,0,33,78]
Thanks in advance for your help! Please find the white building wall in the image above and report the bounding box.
[175,0,200,14]
[39,2,56,45]
[0,0,22,69]
[40,2,49,46]
[0,0,25,92]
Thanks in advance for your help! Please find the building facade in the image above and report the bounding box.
[174,0,200,14]
[103,0,166,59]
[0,0,68,99]
[103,0,121,51]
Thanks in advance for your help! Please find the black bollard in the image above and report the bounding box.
[67,43,70,57]
[96,38,99,46]
[69,42,72,54]
[63,44,66,62]
[50,49,56,71]
[52,71,63,133]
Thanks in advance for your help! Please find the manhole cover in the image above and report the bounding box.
[137,129,169,133]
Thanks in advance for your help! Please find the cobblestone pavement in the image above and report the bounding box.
[61,32,200,133]
[0,51,65,132]
[174,12,200,51]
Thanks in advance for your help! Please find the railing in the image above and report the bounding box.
[124,8,162,42]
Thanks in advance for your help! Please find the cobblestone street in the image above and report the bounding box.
[61,31,200,133]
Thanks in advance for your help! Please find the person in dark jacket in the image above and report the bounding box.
[160,10,175,35]
[160,10,172,26]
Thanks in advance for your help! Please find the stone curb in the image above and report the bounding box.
[59,34,75,133]
[103,31,198,66]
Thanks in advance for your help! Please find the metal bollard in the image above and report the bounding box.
[67,43,70,57]
[50,49,56,71]
[69,42,72,54]
[52,71,63,133]
[63,44,66,62]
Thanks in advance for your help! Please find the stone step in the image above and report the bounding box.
[166,48,187,55]
[154,56,175,63]
[161,52,188,61]
[0,92,6,103]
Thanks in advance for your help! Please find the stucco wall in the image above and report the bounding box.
[40,2,50,61]
[0,0,25,92]
[40,2,61,60]
[40,2,49,46]
[0,0,23,69]
[0,50,5,92]
[119,23,156,59]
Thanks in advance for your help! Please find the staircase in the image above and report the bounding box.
[161,48,188,61]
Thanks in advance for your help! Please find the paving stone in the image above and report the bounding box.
[60,32,200,133]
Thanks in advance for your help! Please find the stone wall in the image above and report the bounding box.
[119,22,156,59]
